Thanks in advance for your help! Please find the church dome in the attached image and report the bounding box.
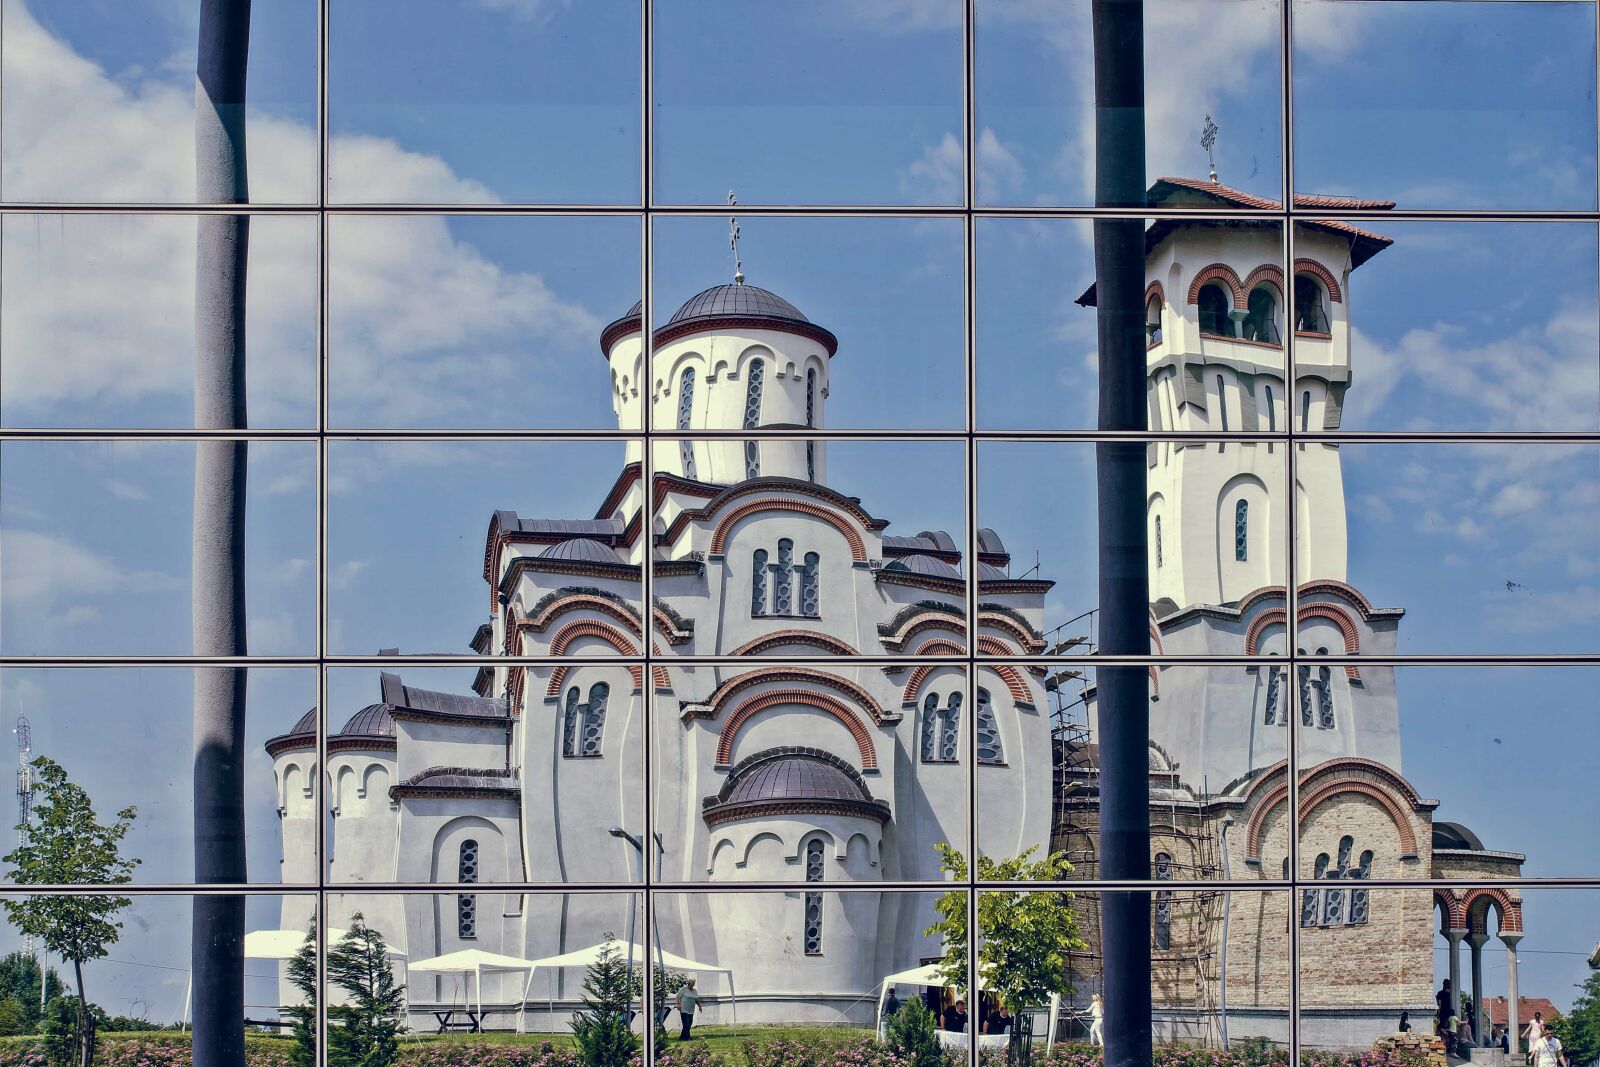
[539,538,625,564]
[703,747,890,827]
[669,284,809,325]
[884,554,963,581]
[264,707,318,756]
[339,703,396,738]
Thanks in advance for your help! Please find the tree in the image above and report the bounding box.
[0,950,66,1032]
[628,965,688,1045]
[571,939,639,1067]
[926,844,1085,1015]
[1,757,138,1067]
[1553,971,1600,1067]
[284,925,317,1067]
[885,998,946,1067]
[326,915,406,1067]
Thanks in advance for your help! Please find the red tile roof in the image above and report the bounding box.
[1153,174,1396,211]
[1481,997,1562,1028]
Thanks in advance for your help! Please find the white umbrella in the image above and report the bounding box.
[407,948,542,1033]
[525,939,737,1024]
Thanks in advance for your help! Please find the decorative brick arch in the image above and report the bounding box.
[1242,759,1423,863]
[977,611,1047,654]
[1464,888,1523,935]
[880,612,967,651]
[1243,604,1363,680]
[708,498,867,562]
[715,690,878,769]
[727,630,860,657]
[1298,777,1420,857]
[1294,258,1343,303]
[1187,263,1247,306]
[699,667,888,724]
[1435,889,1468,931]
[1144,280,1165,308]
[1244,264,1286,296]
[543,620,669,692]
[521,591,689,646]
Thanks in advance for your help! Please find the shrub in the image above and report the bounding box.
[883,1001,948,1067]
[398,1042,580,1067]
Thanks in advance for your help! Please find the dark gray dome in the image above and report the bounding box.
[703,747,890,827]
[539,538,624,564]
[977,561,1009,581]
[669,284,808,325]
[885,554,963,581]
[599,300,644,353]
[289,707,316,736]
[339,703,396,738]
[726,753,865,805]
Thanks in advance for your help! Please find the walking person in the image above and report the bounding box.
[1088,993,1104,1048]
[1398,1011,1411,1033]
[1436,979,1456,1054]
[675,978,700,1041]
[1531,1027,1565,1067]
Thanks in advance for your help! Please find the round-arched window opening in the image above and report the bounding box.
[1197,284,1234,337]
[1295,274,1329,333]
[1145,295,1163,345]
[1242,286,1280,344]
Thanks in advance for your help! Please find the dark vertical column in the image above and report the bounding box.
[193,3,251,1067]
[1090,2,1152,1066]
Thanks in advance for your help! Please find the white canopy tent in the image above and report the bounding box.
[525,939,737,1024]
[873,965,1061,1048]
[182,928,407,1027]
[407,948,542,1033]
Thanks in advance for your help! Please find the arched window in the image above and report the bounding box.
[940,692,963,763]
[920,692,941,762]
[804,839,825,955]
[1298,663,1314,726]
[677,368,697,479]
[1350,850,1373,925]
[1153,852,1173,951]
[805,368,818,483]
[1301,390,1312,432]
[1197,284,1233,337]
[1154,514,1164,568]
[1303,853,1327,927]
[1234,499,1248,561]
[1295,274,1328,333]
[562,686,581,757]
[1242,286,1280,344]
[1264,662,1283,726]
[1145,295,1163,345]
[1305,839,1370,928]
[581,682,608,756]
[1264,384,1276,432]
[1317,664,1335,729]
[1216,374,1231,431]
[975,687,1003,764]
[458,839,479,939]
[743,358,765,479]
[751,549,769,616]
[773,539,794,615]
[800,552,820,617]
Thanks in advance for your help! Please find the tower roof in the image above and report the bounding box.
[599,285,838,357]
[703,747,890,827]
[669,284,809,325]
[339,703,397,739]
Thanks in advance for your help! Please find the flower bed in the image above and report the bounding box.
[0,1032,294,1067]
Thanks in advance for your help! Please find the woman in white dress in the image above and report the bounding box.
[1089,993,1104,1047]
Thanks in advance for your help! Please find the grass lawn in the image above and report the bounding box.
[403,1025,876,1066]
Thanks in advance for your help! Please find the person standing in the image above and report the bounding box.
[1529,1011,1546,1047]
[984,1002,1011,1035]
[1436,979,1456,1053]
[1088,993,1104,1048]
[880,987,902,1029]
[675,979,700,1041]
[1398,1011,1411,1033]
[1531,1027,1565,1067]
[942,999,969,1034]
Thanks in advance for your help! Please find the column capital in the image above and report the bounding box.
[1445,927,1468,941]
[1465,932,1491,949]
[1500,932,1524,949]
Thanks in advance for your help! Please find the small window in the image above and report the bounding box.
[1317,665,1335,729]
[1216,374,1230,432]
[580,682,608,756]
[677,368,697,479]
[800,552,820,617]
[1242,286,1280,344]
[1263,662,1283,726]
[562,686,581,757]
[1154,515,1163,568]
[1301,390,1312,432]
[743,358,765,479]
[1198,284,1233,337]
[1234,499,1248,561]
[940,693,962,762]
[804,839,825,955]
[1298,664,1313,726]
[458,839,480,940]
[919,692,941,762]
[805,368,818,482]
[1264,384,1276,432]
[1145,295,1163,345]
[773,539,794,615]
[751,549,769,616]
[975,687,1003,764]
[1295,274,1329,333]
[1153,852,1173,951]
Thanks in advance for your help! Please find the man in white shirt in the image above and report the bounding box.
[1531,1029,1566,1067]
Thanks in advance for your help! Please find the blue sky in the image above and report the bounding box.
[0,0,1598,1021]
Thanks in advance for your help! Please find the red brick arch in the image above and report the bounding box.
[1435,889,1468,931]
[1295,258,1343,303]
[880,612,967,651]
[715,690,877,769]
[701,667,887,724]
[522,592,688,646]
[977,611,1047,654]
[1187,263,1247,306]
[1464,888,1523,935]
[1144,280,1165,308]
[1243,764,1422,863]
[728,630,860,657]
[708,498,867,562]
[543,620,669,692]
[1244,603,1363,680]
[1244,264,1285,296]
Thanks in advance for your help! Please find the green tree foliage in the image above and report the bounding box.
[1553,970,1600,1067]
[926,844,1084,1012]
[1,757,138,1067]
[629,965,688,1045]
[0,950,66,1033]
[885,997,946,1067]
[284,924,318,1067]
[571,939,640,1067]
[326,914,407,1067]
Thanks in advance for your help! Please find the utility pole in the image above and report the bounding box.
[1090,2,1153,1066]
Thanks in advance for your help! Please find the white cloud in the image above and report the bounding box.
[976,127,1026,199]
[901,131,965,204]
[105,480,151,501]
[0,528,182,608]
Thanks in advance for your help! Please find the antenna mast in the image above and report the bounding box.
[14,715,33,958]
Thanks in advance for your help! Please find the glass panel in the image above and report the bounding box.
[1298,220,1600,433]
[327,439,640,656]
[978,218,1286,430]
[1,213,318,429]
[1299,442,1600,654]
[324,667,643,887]
[0,440,316,657]
[653,664,968,884]
[653,440,970,653]
[652,1,965,206]
[979,441,1290,646]
[1295,664,1600,881]
[651,215,965,430]
[982,664,1290,883]
[975,0,1285,208]
[1293,0,1599,211]
[328,215,639,429]
[0,2,318,204]
[328,0,640,205]
[0,668,312,885]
